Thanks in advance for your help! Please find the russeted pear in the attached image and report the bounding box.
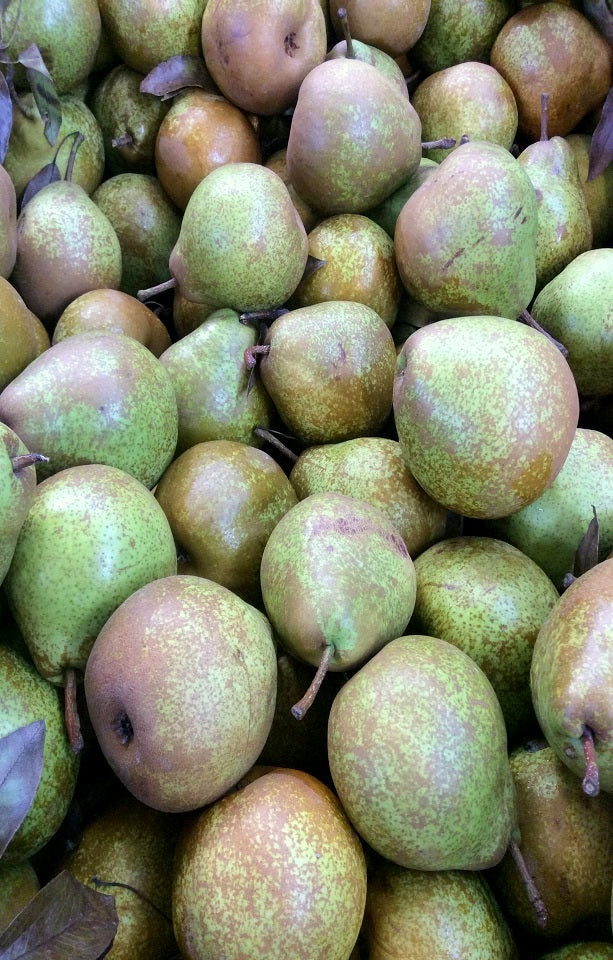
[172,768,367,960]
[98,0,205,74]
[530,558,613,795]
[565,134,613,247]
[393,315,579,519]
[411,0,512,72]
[52,289,171,357]
[84,575,277,812]
[538,945,613,959]
[365,860,517,960]
[325,38,410,98]
[329,0,431,56]
[0,278,49,393]
[411,537,559,741]
[0,861,40,931]
[394,141,539,319]
[0,423,43,586]
[327,634,518,869]
[367,158,438,239]
[263,148,320,234]
[0,165,16,278]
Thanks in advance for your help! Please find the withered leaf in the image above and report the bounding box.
[140,54,216,100]
[20,161,61,210]
[0,68,11,162]
[17,43,61,146]
[0,719,45,858]
[588,84,613,181]
[573,505,600,579]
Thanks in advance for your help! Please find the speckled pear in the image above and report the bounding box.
[0,423,41,586]
[98,0,205,74]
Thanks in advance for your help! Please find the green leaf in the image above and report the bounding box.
[0,720,45,858]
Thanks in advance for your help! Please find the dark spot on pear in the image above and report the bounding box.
[112,711,134,746]
[284,32,299,56]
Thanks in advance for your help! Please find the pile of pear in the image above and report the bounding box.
[1,0,613,958]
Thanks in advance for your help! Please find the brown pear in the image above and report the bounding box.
[53,289,170,356]
[329,0,431,55]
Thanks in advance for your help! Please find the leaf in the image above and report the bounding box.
[0,720,45,858]
[0,68,11,162]
[17,43,61,147]
[0,871,119,960]
[583,0,613,44]
[588,84,613,181]
[20,161,60,210]
[301,255,326,281]
[573,506,600,578]
[139,54,216,100]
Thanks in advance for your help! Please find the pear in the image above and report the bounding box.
[92,173,181,298]
[0,165,16,278]
[538,945,613,959]
[286,57,422,215]
[167,162,308,311]
[52,289,171,357]
[329,0,430,56]
[325,38,410,98]
[489,741,613,941]
[411,0,513,72]
[263,148,320,233]
[0,332,178,489]
[490,428,613,590]
[0,423,43,586]
[530,557,613,795]
[365,860,517,960]
[0,278,49,392]
[98,0,205,74]
[565,134,613,247]
[411,537,559,742]
[327,634,518,869]
[172,289,216,338]
[394,140,539,319]
[393,315,579,519]
[0,861,40,931]
[84,575,277,812]
[367,157,438,239]
[11,180,122,325]
[154,439,298,606]
[172,767,367,960]
[154,89,262,211]
[289,436,447,558]
[0,644,80,863]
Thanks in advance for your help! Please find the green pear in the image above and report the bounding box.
[365,860,517,960]
[411,0,513,72]
[327,634,518,869]
[0,164,16,278]
[154,439,298,607]
[168,162,308,311]
[11,180,122,325]
[0,423,43,586]
[289,436,447,558]
[92,173,181,298]
[530,558,613,795]
[490,428,613,589]
[393,315,579,519]
[411,537,559,741]
[52,289,171,357]
[158,308,274,453]
[0,860,40,931]
[172,768,367,960]
[530,250,613,397]
[3,463,178,689]
[325,38,410,99]
[0,332,178,489]
[367,157,438,239]
[84,574,277,812]
[0,644,80,863]
[394,140,538,318]
[538,945,613,959]
[565,133,613,247]
[98,0,205,74]
[286,57,422,215]
[489,741,613,941]
[263,147,320,233]
[0,278,49,392]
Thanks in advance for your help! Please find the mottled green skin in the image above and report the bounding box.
[530,558,613,793]
[260,491,416,669]
[0,165,16,279]
[0,332,179,489]
[394,141,538,319]
[393,315,579,519]
[84,575,277,812]
[155,439,297,607]
[411,0,513,72]
[92,174,181,298]
[0,424,38,586]
[490,744,613,940]
[365,862,517,960]
[158,308,273,453]
[566,134,613,247]
[52,289,171,357]
[91,65,169,177]
[172,769,367,960]
[517,137,592,293]
[4,463,177,685]
[368,159,438,239]
[325,39,409,99]
[3,0,101,94]
[0,645,79,862]
[99,0,205,74]
[286,58,422,215]
[327,634,517,869]
[412,63,518,163]
[531,250,613,397]
[170,162,308,310]
[412,537,559,742]
[58,795,180,960]
[491,429,613,589]
[539,944,613,959]
[0,277,49,391]
[0,860,40,930]
[4,95,105,202]
[12,181,122,324]
[289,436,447,558]
[260,301,396,445]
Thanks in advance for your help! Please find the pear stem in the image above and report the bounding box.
[253,426,298,462]
[336,7,354,59]
[508,838,548,929]
[244,343,270,370]
[519,309,568,358]
[137,278,176,302]
[540,92,549,143]
[111,132,134,149]
[581,726,600,796]
[239,308,288,326]
[90,877,171,923]
[291,644,334,720]
[421,138,456,150]
[64,668,84,754]
[11,452,49,473]
[65,132,85,183]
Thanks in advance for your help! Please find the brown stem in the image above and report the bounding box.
[111,132,134,149]
[581,726,600,796]
[11,452,49,473]
[253,426,298,463]
[90,877,171,922]
[239,308,287,326]
[137,278,176,301]
[508,838,548,929]
[458,133,470,146]
[540,92,549,143]
[421,138,456,150]
[64,668,84,754]
[65,133,85,183]
[244,343,270,370]
[336,7,354,59]
[519,309,568,358]
[291,644,334,719]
